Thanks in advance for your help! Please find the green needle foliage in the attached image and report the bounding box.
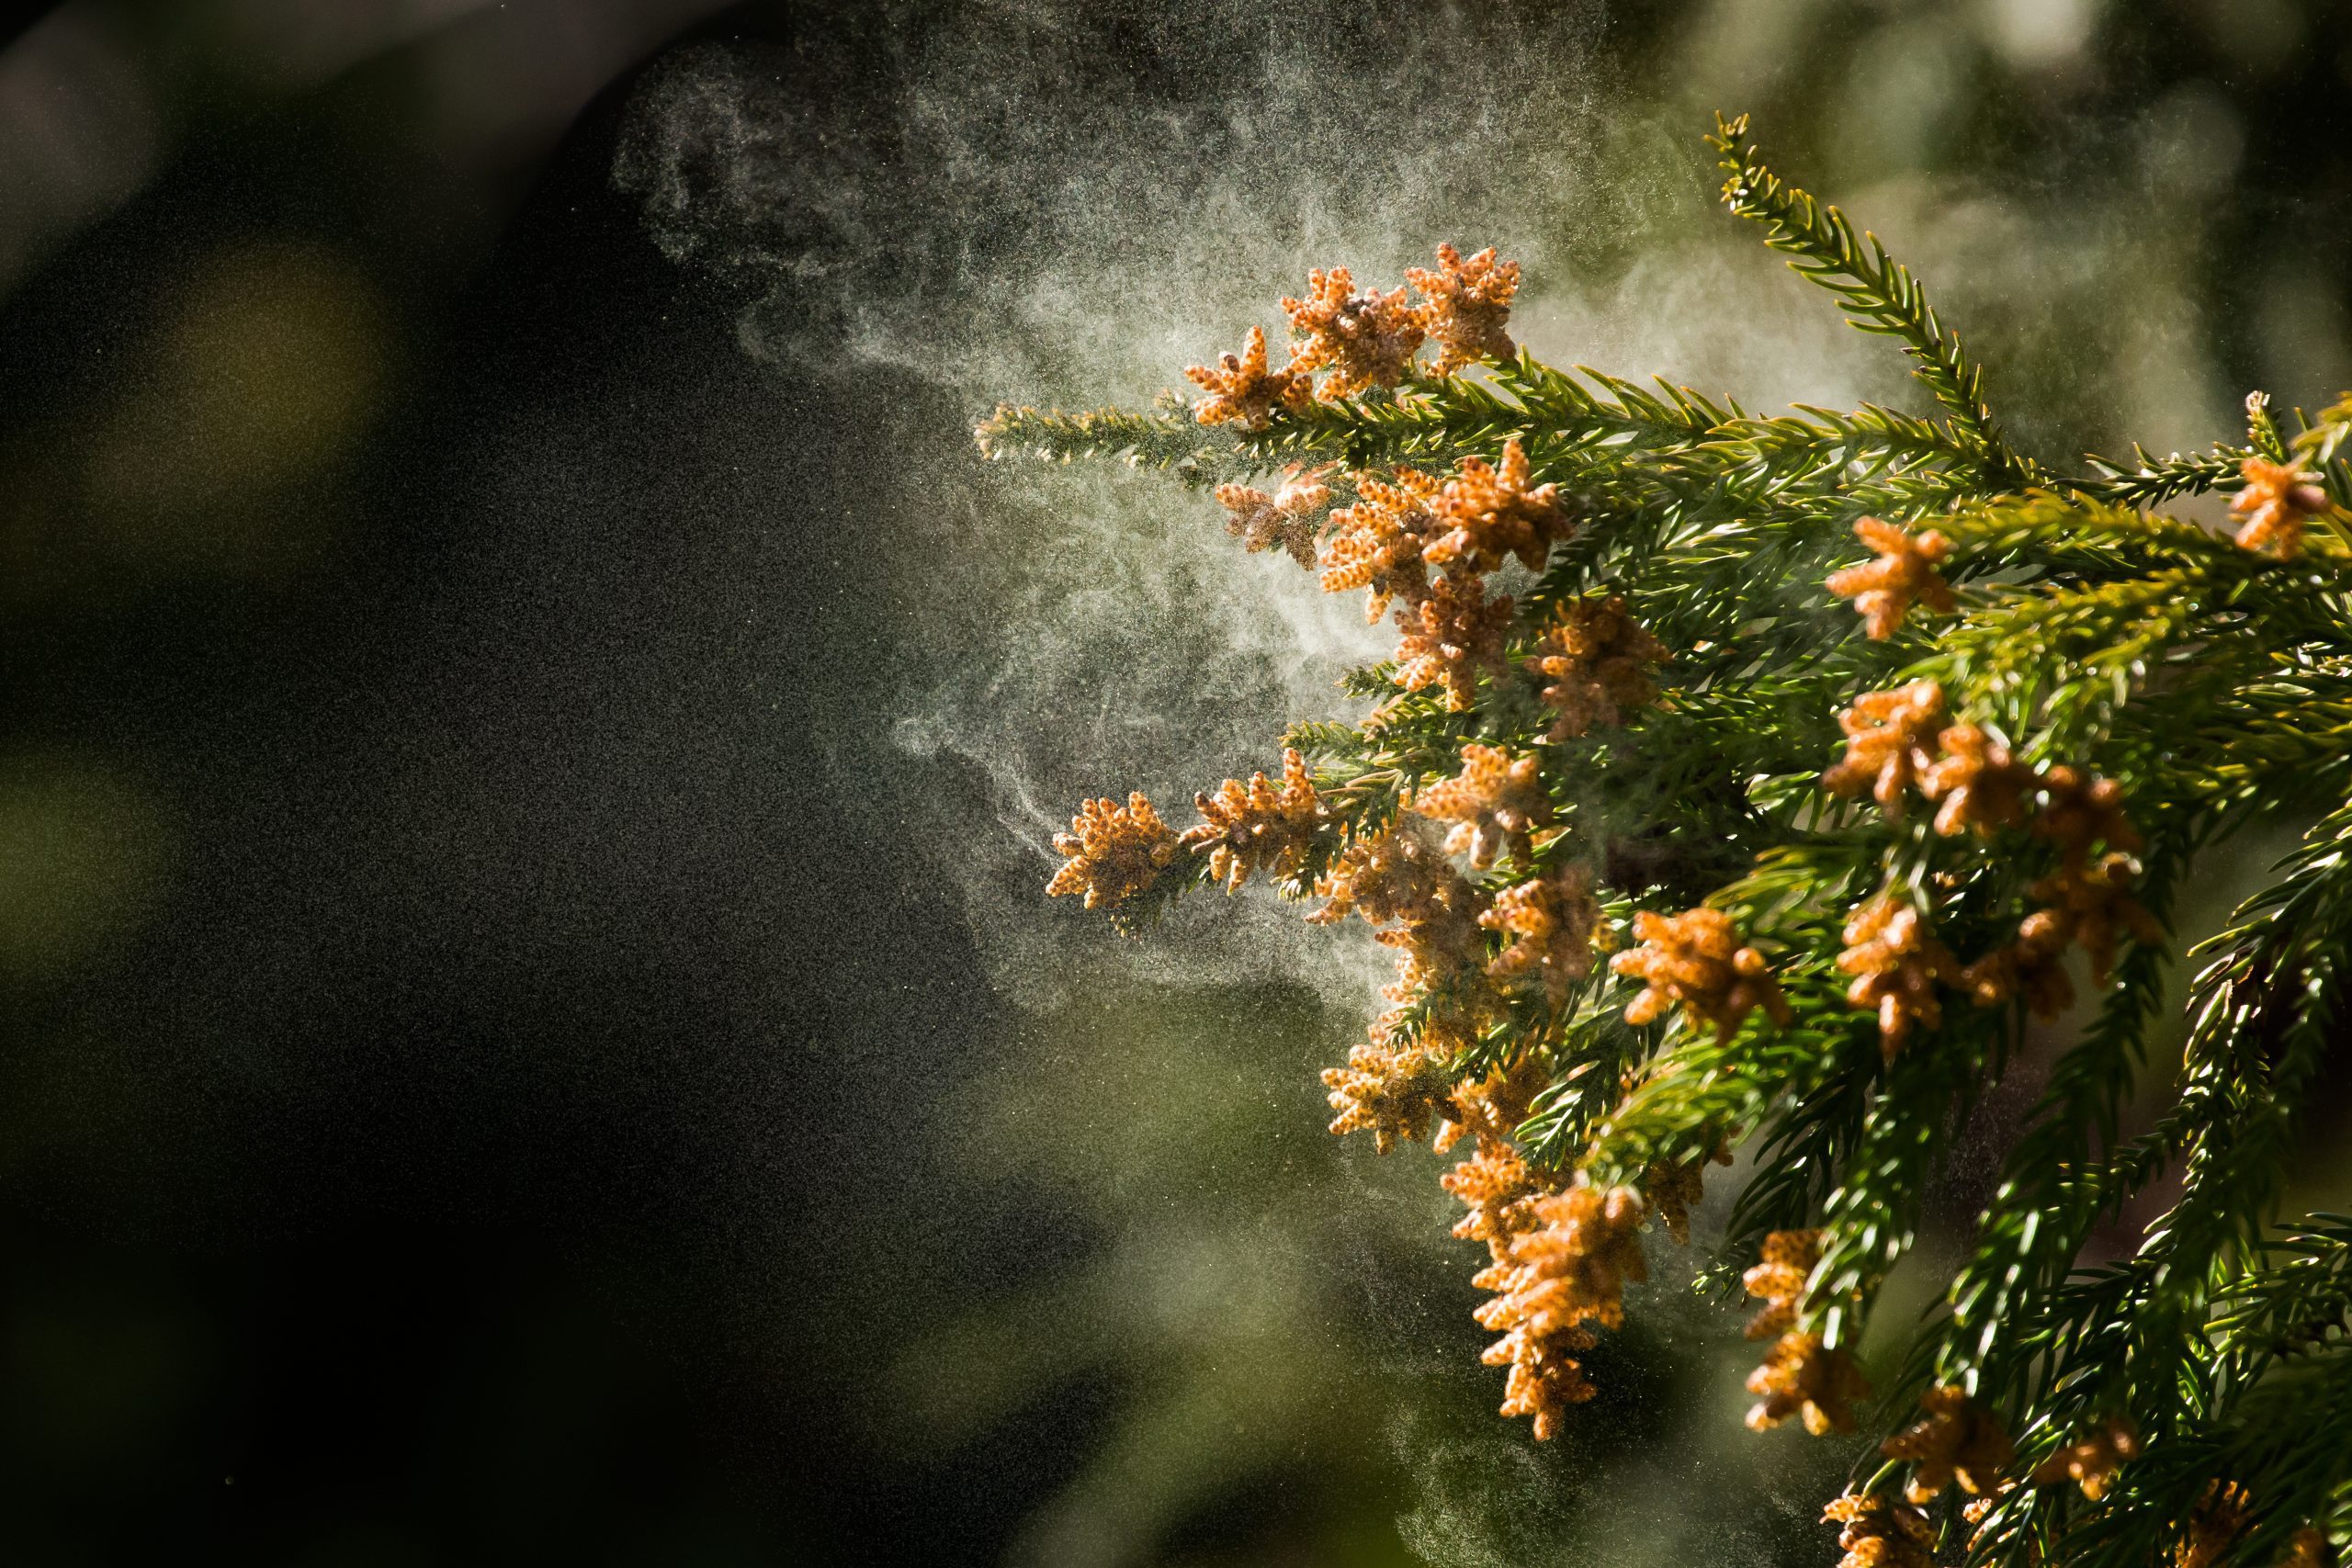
[978,114,2352,1568]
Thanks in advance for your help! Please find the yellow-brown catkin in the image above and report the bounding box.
[1422,437,1571,576]
[1321,1024,1453,1153]
[1822,681,1947,817]
[2033,765,2143,871]
[1181,747,1328,892]
[1883,1385,2014,1502]
[1920,723,2037,837]
[1956,765,2159,1011]
[2030,1416,2140,1500]
[1377,893,1491,999]
[1747,1331,1869,1434]
[1525,595,1668,741]
[1837,895,1962,1060]
[2174,1486,2336,1568]
[1441,1134,1549,1257]
[1482,1325,1600,1437]
[1826,516,1956,639]
[1822,1491,1937,1568]
[1962,1487,2033,1568]
[1742,1228,1822,1340]
[1438,1052,1552,1154]
[1414,743,1549,871]
[2176,1483,2253,1568]
[1643,1140,1731,1246]
[1046,792,1179,911]
[2231,456,2329,559]
[1473,1183,1646,1439]
[2026,852,2164,989]
[1407,243,1521,375]
[1376,874,1499,1035]
[1962,907,2078,1020]
[1392,573,1514,713]
[1309,823,1450,927]
[1281,266,1425,400]
[2288,1529,2336,1568]
[1214,468,1330,568]
[1184,323,1314,428]
[1481,862,1604,1005]
[1612,908,1794,1042]
[1319,468,1440,623]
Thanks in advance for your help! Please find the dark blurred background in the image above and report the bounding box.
[3,2,2352,1563]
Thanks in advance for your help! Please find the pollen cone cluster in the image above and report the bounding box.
[1423,437,1570,576]
[2231,456,2329,558]
[1441,1128,1551,1261]
[1481,862,1604,1004]
[1742,1228,1821,1339]
[1408,243,1521,375]
[1321,1024,1452,1153]
[1473,1183,1646,1439]
[1961,908,2077,1018]
[1960,768,2156,1000]
[1181,748,1327,892]
[2026,852,2163,988]
[1183,323,1313,429]
[1827,516,1955,639]
[2176,1483,2253,1568]
[1376,883,1498,1032]
[1281,266,1426,400]
[2174,1497,2332,1568]
[1313,821,1497,1033]
[1962,1488,2030,1566]
[1643,1140,1731,1245]
[1612,908,1793,1041]
[1525,594,1668,740]
[1192,243,1521,427]
[1214,469,1329,568]
[1414,743,1549,871]
[1392,573,1514,712]
[1310,823,1449,926]
[1441,1052,1551,1151]
[1747,1332,1868,1435]
[1882,1385,2012,1502]
[2030,1416,2139,1500]
[1917,761,2155,1014]
[1837,896,1962,1059]
[1822,1491,1937,1568]
[1823,682,1947,815]
[1319,468,1439,623]
[1920,723,2036,837]
[1046,792,1179,912]
[2289,1530,2337,1568]
[2034,766,2143,870]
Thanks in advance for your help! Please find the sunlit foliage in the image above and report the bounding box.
[981,115,2352,1568]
